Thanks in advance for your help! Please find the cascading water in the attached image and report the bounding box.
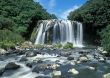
[35,19,83,47]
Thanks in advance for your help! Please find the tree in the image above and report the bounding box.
[0,0,57,48]
[0,0,57,38]
[68,0,110,46]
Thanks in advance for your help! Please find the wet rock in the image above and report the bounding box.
[19,56,27,61]
[32,64,48,73]
[103,73,110,78]
[68,68,79,75]
[79,50,90,54]
[78,56,89,62]
[60,52,71,57]
[97,47,104,52]
[49,64,60,70]
[37,59,43,63]
[102,51,108,54]
[0,68,4,76]
[53,70,61,78]
[79,51,84,54]
[70,61,75,65]
[26,63,32,68]
[35,76,51,78]
[67,55,74,60]
[21,41,33,49]
[26,62,37,68]
[88,66,95,70]
[5,62,20,70]
[101,51,108,57]
[16,50,25,55]
[26,51,36,57]
[98,57,105,62]
[0,49,7,55]
[32,63,60,73]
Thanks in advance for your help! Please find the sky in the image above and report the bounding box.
[34,0,87,19]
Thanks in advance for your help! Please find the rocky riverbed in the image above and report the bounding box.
[0,47,110,78]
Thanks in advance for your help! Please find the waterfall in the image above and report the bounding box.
[35,19,83,47]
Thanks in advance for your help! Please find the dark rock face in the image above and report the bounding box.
[5,62,20,70]
[32,64,53,73]
[26,62,37,68]
[0,68,4,76]
[19,56,27,62]
[37,60,43,63]
[32,64,48,73]
[67,55,74,60]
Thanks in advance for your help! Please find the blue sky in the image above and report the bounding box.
[34,0,87,19]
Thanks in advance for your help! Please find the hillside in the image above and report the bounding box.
[68,0,110,52]
[0,0,56,48]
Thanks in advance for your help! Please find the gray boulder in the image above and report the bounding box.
[5,62,20,70]
[103,73,110,78]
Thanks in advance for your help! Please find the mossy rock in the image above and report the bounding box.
[63,42,73,49]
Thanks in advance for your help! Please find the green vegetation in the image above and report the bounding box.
[68,0,110,27]
[100,25,110,52]
[0,29,24,49]
[53,43,62,49]
[63,42,73,49]
[0,0,57,49]
[68,0,110,52]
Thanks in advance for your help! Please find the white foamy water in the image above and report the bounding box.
[1,63,37,78]
[35,19,83,47]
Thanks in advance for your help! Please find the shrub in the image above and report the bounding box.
[0,42,15,50]
[0,29,24,49]
[100,25,110,52]
[63,42,73,49]
[53,43,62,49]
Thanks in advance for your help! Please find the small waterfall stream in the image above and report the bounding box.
[35,20,83,47]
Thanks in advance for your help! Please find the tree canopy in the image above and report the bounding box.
[68,0,110,52]
[68,0,110,28]
[0,0,57,48]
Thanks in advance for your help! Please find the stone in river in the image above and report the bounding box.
[5,62,20,70]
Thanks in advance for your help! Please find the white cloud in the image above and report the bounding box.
[34,0,56,11]
[34,0,44,6]
[61,5,80,19]
[49,0,56,10]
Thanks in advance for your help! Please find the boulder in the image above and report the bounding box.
[0,68,4,76]
[5,62,20,70]
[68,68,79,75]
[49,64,60,70]
[67,55,74,60]
[79,56,89,62]
[97,47,104,52]
[53,70,61,78]
[98,57,105,62]
[37,59,43,63]
[102,51,108,54]
[32,64,48,73]
[21,41,33,49]
[103,73,110,78]
[26,51,36,57]
[19,56,27,61]
[88,66,95,70]
[26,62,37,68]
[0,49,7,55]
